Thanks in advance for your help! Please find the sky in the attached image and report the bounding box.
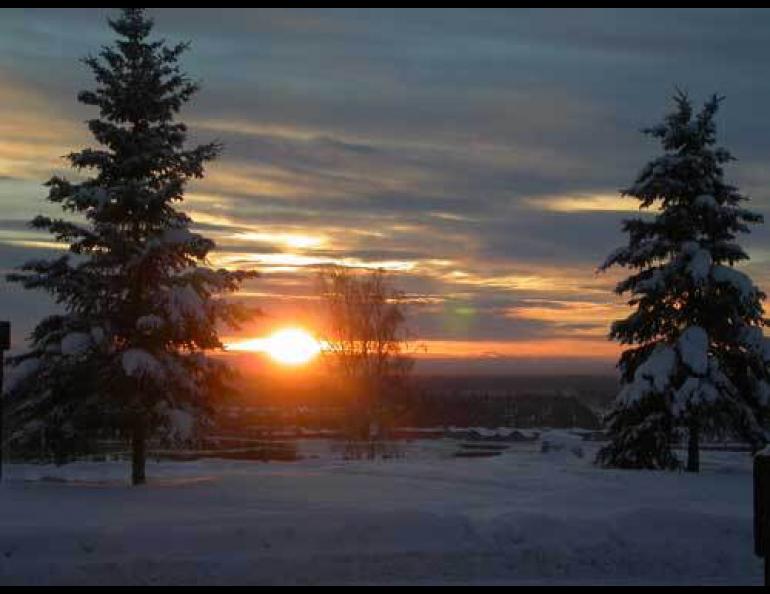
[2,8,770,374]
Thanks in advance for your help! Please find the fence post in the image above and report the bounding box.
[754,448,770,586]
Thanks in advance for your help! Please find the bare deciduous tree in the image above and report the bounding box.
[317,266,414,443]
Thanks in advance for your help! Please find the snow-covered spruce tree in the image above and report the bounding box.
[4,8,256,484]
[597,92,770,472]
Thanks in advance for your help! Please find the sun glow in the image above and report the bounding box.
[228,328,322,365]
[266,328,322,365]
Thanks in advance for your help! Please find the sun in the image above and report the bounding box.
[225,327,323,365]
[263,328,321,365]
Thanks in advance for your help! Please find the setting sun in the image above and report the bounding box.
[228,328,321,365]
[265,328,321,365]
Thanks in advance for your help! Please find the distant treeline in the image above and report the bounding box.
[219,377,612,432]
[393,391,602,430]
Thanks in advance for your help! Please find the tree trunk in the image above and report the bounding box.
[131,418,146,485]
[686,420,700,473]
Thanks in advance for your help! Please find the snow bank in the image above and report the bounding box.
[0,444,759,585]
[539,430,584,458]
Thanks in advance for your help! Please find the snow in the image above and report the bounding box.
[673,376,701,416]
[740,326,770,364]
[121,348,163,380]
[2,358,40,394]
[672,377,720,417]
[0,441,761,585]
[695,194,718,209]
[617,381,647,407]
[164,408,195,443]
[60,332,92,357]
[617,344,678,406]
[686,249,712,284]
[600,246,627,270]
[136,314,164,332]
[161,227,194,244]
[677,326,708,376]
[636,269,664,292]
[446,427,537,441]
[539,430,584,458]
[167,285,206,324]
[680,242,712,285]
[712,266,756,302]
[75,186,109,208]
[145,227,195,250]
[90,326,105,345]
[634,344,676,393]
[681,240,699,256]
[756,381,770,407]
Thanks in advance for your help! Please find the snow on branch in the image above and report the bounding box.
[122,348,163,380]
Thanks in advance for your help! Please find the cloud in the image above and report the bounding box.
[524,193,641,213]
[2,9,770,371]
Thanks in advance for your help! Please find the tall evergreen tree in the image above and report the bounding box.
[4,8,256,484]
[597,92,770,471]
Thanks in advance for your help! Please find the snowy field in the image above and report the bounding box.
[0,435,763,585]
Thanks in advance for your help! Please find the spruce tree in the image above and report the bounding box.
[597,92,770,471]
[4,8,256,484]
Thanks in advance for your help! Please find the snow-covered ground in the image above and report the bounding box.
[0,436,763,585]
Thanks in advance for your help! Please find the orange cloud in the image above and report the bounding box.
[418,338,620,360]
[524,193,644,213]
[505,298,627,337]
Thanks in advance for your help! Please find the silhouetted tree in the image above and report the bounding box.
[4,8,256,484]
[317,266,413,443]
[598,92,770,471]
